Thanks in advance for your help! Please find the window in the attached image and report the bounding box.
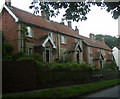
[102,50,106,56]
[90,47,92,54]
[48,32,54,42]
[26,26,33,37]
[27,47,33,55]
[109,51,112,54]
[61,35,66,44]
[98,49,100,52]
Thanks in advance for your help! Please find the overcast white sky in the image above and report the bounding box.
[0,0,118,37]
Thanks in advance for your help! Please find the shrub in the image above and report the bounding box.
[16,57,35,62]
[12,52,25,60]
[104,61,119,71]
[26,54,43,62]
[55,54,72,63]
[36,62,96,73]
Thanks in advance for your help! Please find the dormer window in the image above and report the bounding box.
[61,35,66,44]
[26,26,33,37]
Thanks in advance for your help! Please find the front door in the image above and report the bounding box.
[100,60,102,68]
[76,51,79,64]
[46,48,50,62]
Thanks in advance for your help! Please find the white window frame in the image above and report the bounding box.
[102,50,106,56]
[61,35,66,44]
[109,51,112,54]
[98,49,100,52]
[90,47,92,54]
[26,26,33,37]
[27,47,33,55]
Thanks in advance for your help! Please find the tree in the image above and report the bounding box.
[95,34,119,49]
[30,1,120,22]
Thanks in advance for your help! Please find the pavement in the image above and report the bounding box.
[76,85,120,99]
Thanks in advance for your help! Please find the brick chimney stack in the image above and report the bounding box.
[67,21,72,28]
[5,0,11,7]
[75,26,79,34]
[89,33,95,41]
[41,10,49,20]
[101,37,105,43]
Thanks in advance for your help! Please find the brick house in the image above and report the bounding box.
[0,2,113,67]
[80,33,113,67]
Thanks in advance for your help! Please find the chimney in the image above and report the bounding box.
[101,37,105,43]
[67,21,72,28]
[89,33,95,41]
[41,10,49,20]
[60,18,64,25]
[75,26,79,34]
[5,0,11,7]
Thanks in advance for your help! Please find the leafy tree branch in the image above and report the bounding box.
[30,1,120,22]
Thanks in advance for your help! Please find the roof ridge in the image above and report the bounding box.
[10,6,34,15]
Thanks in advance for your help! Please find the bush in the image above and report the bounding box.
[16,57,35,62]
[55,54,72,63]
[36,62,96,73]
[25,54,43,62]
[12,52,25,60]
[12,53,43,62]
[104,61,119,71]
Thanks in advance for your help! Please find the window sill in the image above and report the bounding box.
[61,43,66,45]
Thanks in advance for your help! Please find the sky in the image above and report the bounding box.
[0,0,118,37]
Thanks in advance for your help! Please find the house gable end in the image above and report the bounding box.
[0,4,19,22]
[75,42,83,52]
[42,36,56,49]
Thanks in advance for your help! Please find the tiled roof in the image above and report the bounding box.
[9,6,80,38]
[7,6,112,51]
[79,35,112,51]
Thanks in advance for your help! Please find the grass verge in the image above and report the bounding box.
[2,79,120,98]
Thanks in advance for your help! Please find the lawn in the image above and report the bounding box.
[2,78,120,98]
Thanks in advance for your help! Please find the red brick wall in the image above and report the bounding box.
[60,35,76,49]
[34,27,48,39]
[1,9,18,53]
[90,47,98,57]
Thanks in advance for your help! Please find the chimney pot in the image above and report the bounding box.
[41,10,49,20]
[89,33,95,41]
[75,26,79,34]
[67,21,72,28]
[5,0,11,7]
[101,37,105,43]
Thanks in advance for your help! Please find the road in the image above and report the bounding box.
[76,85,120,99]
